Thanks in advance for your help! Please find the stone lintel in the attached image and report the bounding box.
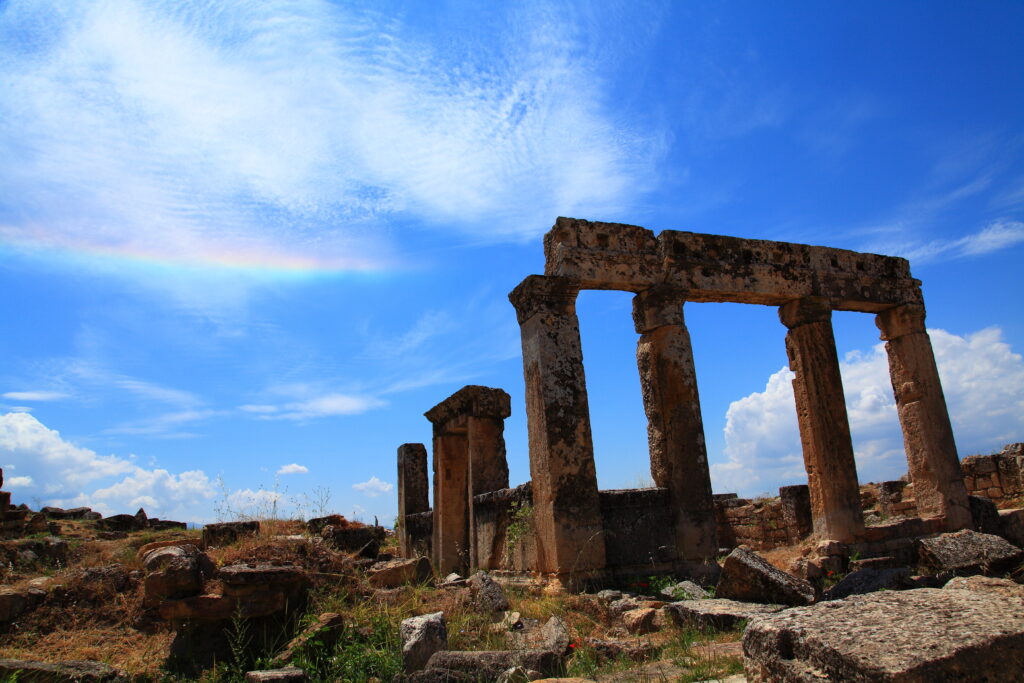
[543,217,922,309]
[632,285,687,333]
[424,385,511,430]
[508,275,581,325]
[779,297,832,329]
[876,303,927,341]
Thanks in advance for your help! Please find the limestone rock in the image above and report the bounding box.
[424,650,562,680]
[969,495,1001,534]
[822,567,913,601]
[400,611,448,673]
[496,666,544,683]
[322,524,385,557]
[244,667,306,682]
[716,547,815,606]
[658,580,708,601]
[97,514,145,533]
[202,520,260,548]
[0,589,29,622]
[40,506,95,520]
[743,588,1024,681]
[622,608,658,635]
[0,658,128,682]
[944,575,1024,598]
[143,548,203,607]
[271,612,344,665]
[306,514,348,535]
[1000,508,1024,547]
[581,637,655,664]
[468,571,509,612]
[667,598,786,631]
[368,556,432,588]
[540,616,570,655]
[917,529,1024,575]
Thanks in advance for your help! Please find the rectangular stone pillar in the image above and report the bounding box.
[876,304,971,530]
[397,443,429,558]
[780,297,864,542]
[467,416,509,568]
[509,275,606,577]
[633,286,717,568]
[779,484,813,543]
[431,432,469,574]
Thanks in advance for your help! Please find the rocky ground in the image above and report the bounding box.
[1,510,1023,682]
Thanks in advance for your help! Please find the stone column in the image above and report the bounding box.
[467,415,509,569]
[431,432,469,574]
[633,285,717,566]
[780,297,864,541]
[876,304,971,530]
[509,275,606,577]
[397,443,429,558]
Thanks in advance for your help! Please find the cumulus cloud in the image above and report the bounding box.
[352,476,393,498]
[0,411,216,520]
[0,0,661,276]
[7,476,33,487]
[2,391,68,401]
[277,463,309,475]
[711,327,1024,496]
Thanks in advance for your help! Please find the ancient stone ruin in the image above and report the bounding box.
[397,217,977,585]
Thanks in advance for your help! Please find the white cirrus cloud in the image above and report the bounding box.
[352,476,393,498]
[2,391,69,402]
[895,220,1024,264]
[0,0,662,277]
[271,393,387,421]
[277,463,309,475]
[711,326,1024,496]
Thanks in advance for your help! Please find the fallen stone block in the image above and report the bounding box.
[659,580,708,601]
[1000,508,1024,547]
[0,658,128,682]
[202,521,260,548]
[96,514,145,533]
[716,547,815,606]
[0,589,29,622]
[540,616,570,655]
[622,608,658,634]
[581,637,655,664]
[743,588,1024,681]
[667,599,786,631]
[425,650,563,680]
[468,571,510,612]
[40,506,96,520]
[401,611,448,673]
[369,556,432,588]
[244,667,306,682]
[969,495,1001,534]
[917,528,1024,575]
[322,524,385,557]
[822,567,913,601]
[944,575,1024,598]
[142,547,204,607]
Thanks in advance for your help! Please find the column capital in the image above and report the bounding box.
[876,303,927,341]
[779,297,832,329]
[508,275,581,325]
[632,284,688,333]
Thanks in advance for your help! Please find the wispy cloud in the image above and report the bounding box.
[2,391,69,401]
[103,409,223,436]
[889,220,1024,264]
[0,0,662,279]
[352,476,393,498]
[257,393,386,422]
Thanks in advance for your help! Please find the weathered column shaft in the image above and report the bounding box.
[397,443,429,557]
[633,286,717,564]
[780,297,864,542]
[876,304,971,530]
[431,433,469,574]
[467,416,510,568]
[509,276,606,576]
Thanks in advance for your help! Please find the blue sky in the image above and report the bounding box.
[1,1,1022,525]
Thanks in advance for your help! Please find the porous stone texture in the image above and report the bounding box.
[622,608,658,634]
[540,616,570,656]
[424,650,562,680]
[468,571,510,612]
[917,529,1024,575]
[659,580,708,601]
[716,547,815,606]
[943,575,1024,598]
[202,520,260,548]
[822,567,913,601]
[142,545,205,607]
[401,611,448,673]
[321,524,386,558]
[369,556,432,588]
[0,659,128,682]
[398,443,430,558]
[666,599,786,630]
[743,588,1024,682]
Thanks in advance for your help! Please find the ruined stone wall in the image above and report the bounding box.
[713,485,812,552]
[470,483,534,571]
[599,488,676,572]
[961,443,1024,503]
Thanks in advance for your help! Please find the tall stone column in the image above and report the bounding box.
[397,443,429,558]
[509,275,606,577]
[876,304,971,530]
[780,297,864,542]
[431,432,469,574]
[633,285,717,567]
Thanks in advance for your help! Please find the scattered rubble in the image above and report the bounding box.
[917,528,1024,575]
[716,546,815,606]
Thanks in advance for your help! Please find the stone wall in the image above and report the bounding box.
[470,483,534,572]
[961,443,1024,503]
[599,487,676,572]
[714,486,813,551]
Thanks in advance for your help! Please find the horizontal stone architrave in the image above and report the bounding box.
[543,216,922,311]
